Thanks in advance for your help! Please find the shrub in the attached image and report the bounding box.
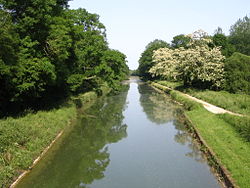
[224,52,250,94]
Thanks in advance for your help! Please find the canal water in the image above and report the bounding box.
[16,78,221,188]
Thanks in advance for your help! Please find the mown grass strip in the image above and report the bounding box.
[186,108,250,188]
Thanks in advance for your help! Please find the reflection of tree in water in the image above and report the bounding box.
[138,84,180,124]
[16,89,129,188]
[138,83,205,163]
[174,120,206,163]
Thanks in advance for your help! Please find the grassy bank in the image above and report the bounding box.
[157,80,250,115]
[152,82,250,188]
[0,105,77,187]
[0,86,110,187]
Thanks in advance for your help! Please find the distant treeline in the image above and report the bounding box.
[138,15,250,94]
[0,0,129,117]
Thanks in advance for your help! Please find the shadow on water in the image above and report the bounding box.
[16,87,130,188]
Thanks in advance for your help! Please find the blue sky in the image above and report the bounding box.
[69,0,250,69]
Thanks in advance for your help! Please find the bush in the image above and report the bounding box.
[225,52,250,94]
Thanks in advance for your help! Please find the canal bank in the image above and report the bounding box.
[151,81,250,188]
[14,78,221,188]
[2,86,111,188]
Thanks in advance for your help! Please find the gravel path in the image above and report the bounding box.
[153,82,243,116]
[181,93,243,116]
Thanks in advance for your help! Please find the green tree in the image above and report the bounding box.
[224,52,250,94]
[0,9,20,113]
[171,34,191,49]
[0,1,129,116]
[97,49,129,89]
[65,8,108,94]
[138,39,169,80]
[212,33,235,57]
[229,15,250,56]
[0,0,71,112]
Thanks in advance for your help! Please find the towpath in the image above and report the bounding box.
[152,82,243,117]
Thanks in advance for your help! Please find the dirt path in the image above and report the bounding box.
[181,93,243,116]
[152,82,243,116]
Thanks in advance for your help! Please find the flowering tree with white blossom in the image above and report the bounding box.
[149,30,225,89]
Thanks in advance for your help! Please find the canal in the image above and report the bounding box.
[16,78,221,188]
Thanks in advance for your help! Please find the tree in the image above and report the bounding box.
[224,52,250,94]
[229,15,250,55]
[149,31,225,89]
[137,39,169,80]
[0,1,129,116]
[171,34,191,49]
[97,49,129,88]
[214,27,223,35]
[0,9,20,113]
[63,8,109,94]
[212,33,235,57]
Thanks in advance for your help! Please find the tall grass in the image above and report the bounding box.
[189,90,250,115]
[0,88,106,187]
[0,105,77,187]
[157,80,250,116]
[220,114,250,142]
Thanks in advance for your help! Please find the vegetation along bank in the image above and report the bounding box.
[0,0,129,187]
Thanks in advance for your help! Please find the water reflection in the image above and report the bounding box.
[16,89,129,188]
[138,83,180,124]
[139,83,206,164]
[174,121,206,163]
[16,81,220,188]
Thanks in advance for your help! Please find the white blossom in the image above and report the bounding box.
[149,30,225,88]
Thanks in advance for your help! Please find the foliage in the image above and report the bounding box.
[137,39,170,80]
[150,33,225,89]
[224,52,250,94]
[130,69,139,76]
[0,1,129,116]
[171,34,191,49]
[212,33,235,57]
[229,15,250,56]
[97,49,129,90]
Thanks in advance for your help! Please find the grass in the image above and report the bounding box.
[220,114,250,142]
[188,90,250,116]
[157,80,250,116]
[0,105,77,187]
[152,82,250,187]
[0,88,107,187]
[157,80,183,89]
[187,107,250,188]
